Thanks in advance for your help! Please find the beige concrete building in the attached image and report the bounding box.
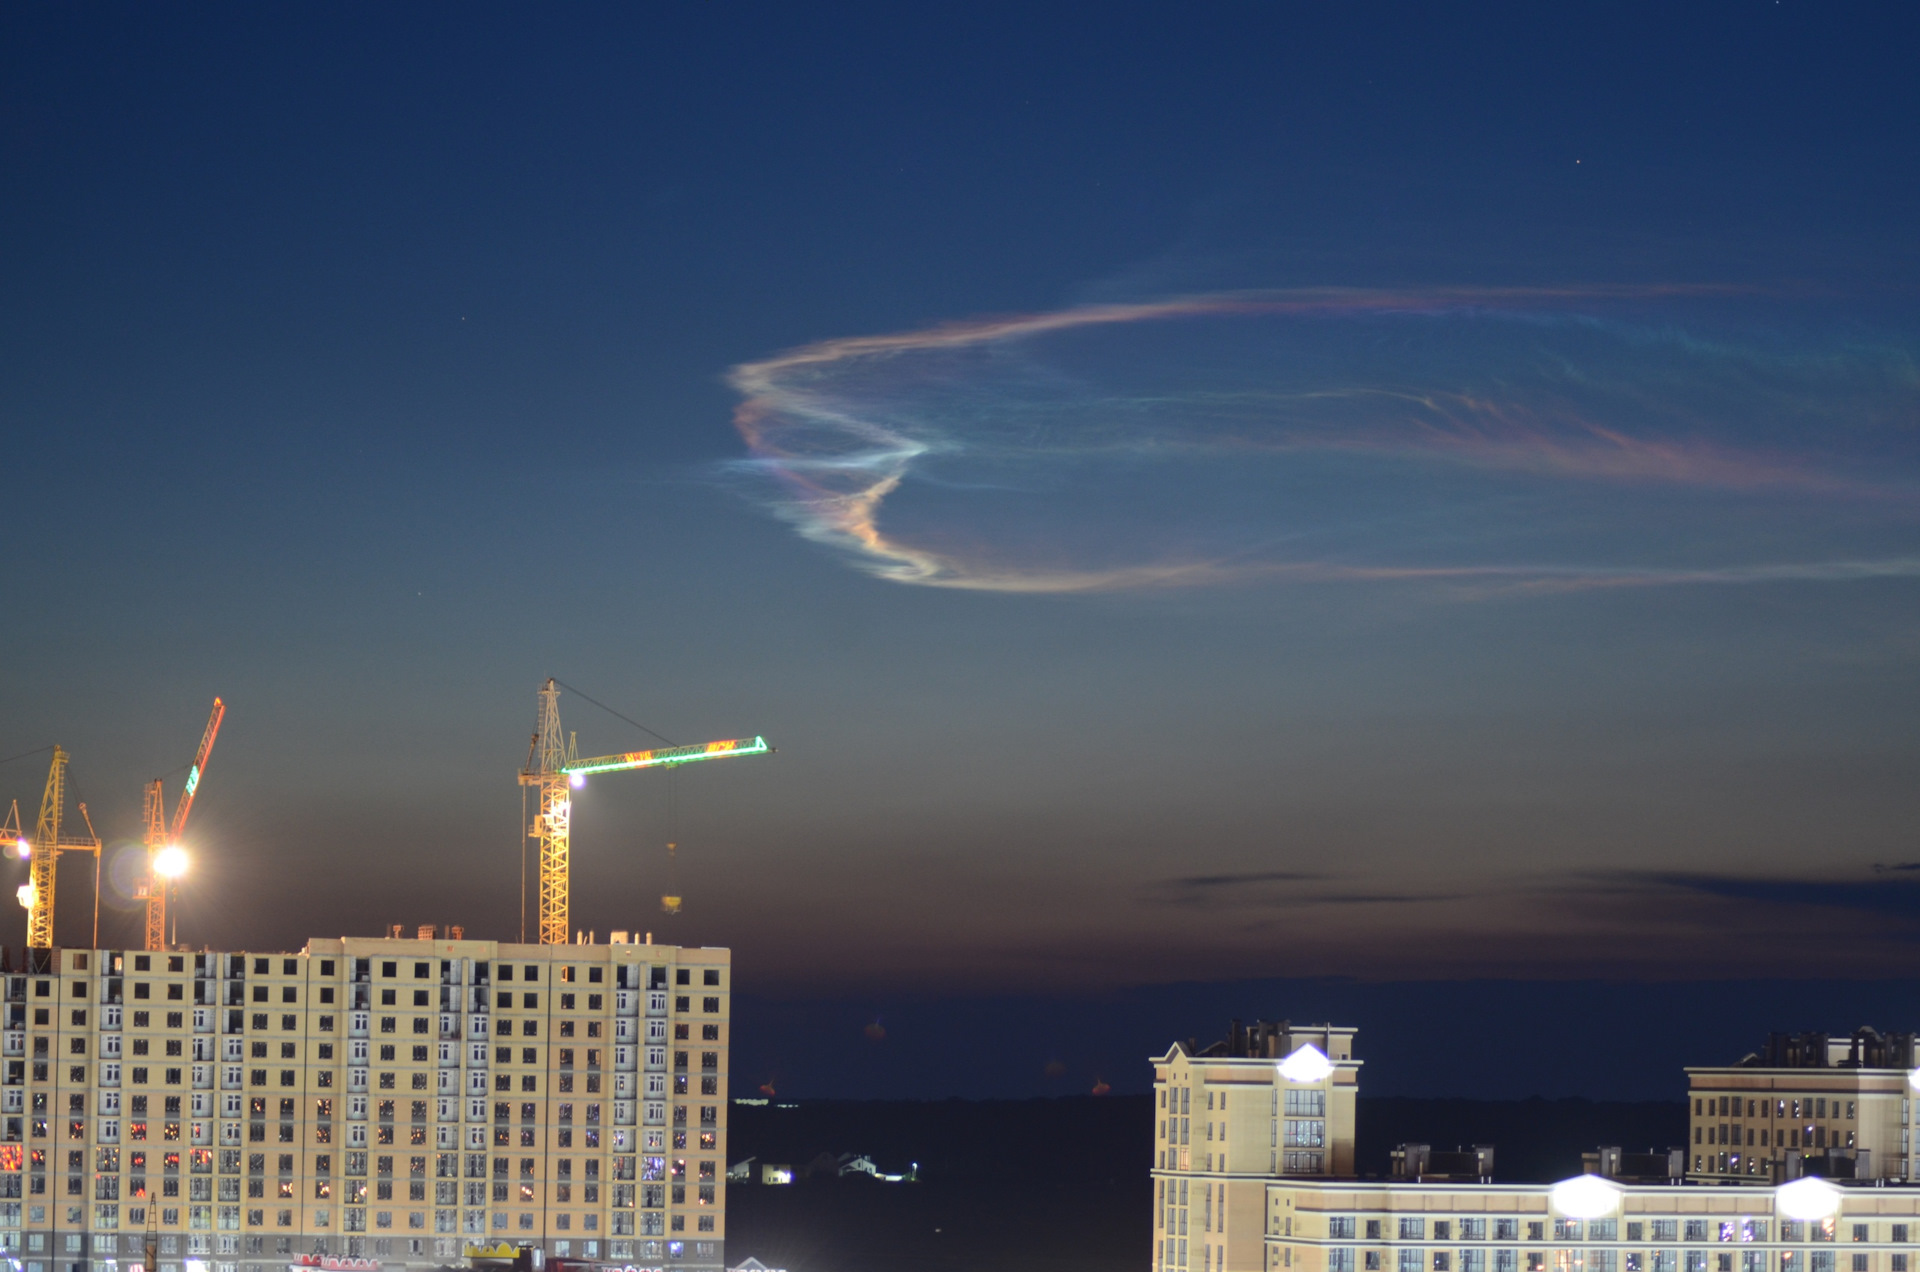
[1686,1032,1917,1185]
[0,934,729,1272]
[1266,1176,1920,1272]
[1153,1020,1362,1272]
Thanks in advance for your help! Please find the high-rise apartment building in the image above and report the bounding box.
[0,935,728,1272]
[1153,1020,1361,1272]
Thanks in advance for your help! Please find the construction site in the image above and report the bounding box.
[0,681,772,1272]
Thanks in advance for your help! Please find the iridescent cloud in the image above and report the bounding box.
[726,289,1920,593]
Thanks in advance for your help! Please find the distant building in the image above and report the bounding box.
[1151,1019,1360,1272]
[1685,1028,1917,1185]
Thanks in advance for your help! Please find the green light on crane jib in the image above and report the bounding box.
[563,736,771,778]
[183,765,200,797]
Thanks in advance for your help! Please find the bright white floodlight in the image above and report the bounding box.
[154,846,190,879]
[15,884,33,910]
[569,773,586,789]
[1777,1176,1842,1222]
[12,838,27,860]
[1907,1067,1920,1093]
[1549,1174,1620,1220]
[1277,1044,1334,1084]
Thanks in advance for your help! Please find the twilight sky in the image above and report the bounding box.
[5,2,1920,1039]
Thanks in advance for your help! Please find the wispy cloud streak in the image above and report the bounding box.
[725,288,1920,592]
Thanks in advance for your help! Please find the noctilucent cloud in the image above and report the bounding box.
[729,288,1920,593]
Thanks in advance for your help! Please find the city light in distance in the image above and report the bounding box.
[1549,1175,1620,1220]
[154,846,190,879]
[1777,1177,1842,1222]
[1277,1044,1334,1084]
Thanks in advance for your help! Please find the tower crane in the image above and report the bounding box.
[517,679,770,945]
[14,747,104,950]
[135,698,225,951]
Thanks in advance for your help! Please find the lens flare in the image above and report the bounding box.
[1777,1176,1842,1221]
[1278,1044,1335,1084]
[1549,1174,1620,1219]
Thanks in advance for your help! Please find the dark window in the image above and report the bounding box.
[702,970,720,987]
[675,970,690,986]
[381,962,397,978]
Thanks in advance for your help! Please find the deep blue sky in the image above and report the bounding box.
[4,4,1920,1097]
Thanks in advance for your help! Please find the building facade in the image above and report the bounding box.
[1685,1031,1918,1185]
[1153,1021,1362,1272]
[1266,1176,1920,1272]
[0,935,729,1272]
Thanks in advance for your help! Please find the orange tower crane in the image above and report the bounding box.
[517,679,769,945]
[137,698,225,951]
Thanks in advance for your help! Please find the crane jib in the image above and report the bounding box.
[562,736,771,777]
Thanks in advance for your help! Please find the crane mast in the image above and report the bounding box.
[517,679,769,945]
[24,746,102,950]
[518,681,577,947]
